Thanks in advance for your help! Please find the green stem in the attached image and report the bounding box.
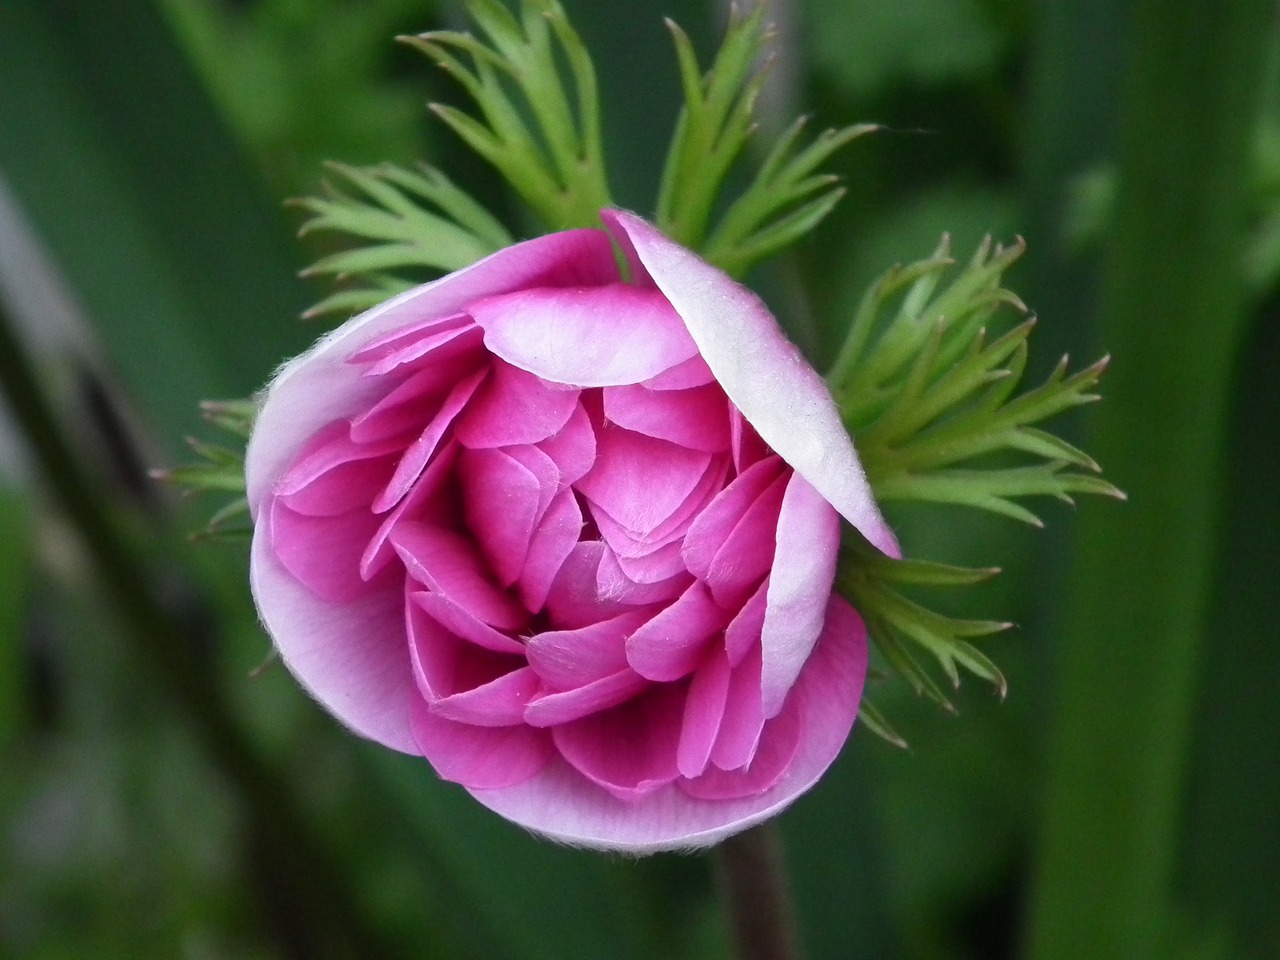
[712,823,803,960]
[0,300,397,960]
[1024,2,1272,957]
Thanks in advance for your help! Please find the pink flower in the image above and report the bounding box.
[246,210,897,852]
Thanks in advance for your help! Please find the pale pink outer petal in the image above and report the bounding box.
[468,596,867,853]
[249,523,419,753]
[760,473,841,718]
[606,210,899,558]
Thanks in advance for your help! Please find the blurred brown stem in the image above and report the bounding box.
[0,300,397,960]
[713,823,802,960]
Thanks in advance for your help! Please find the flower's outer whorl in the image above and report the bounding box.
[247,211,896,853]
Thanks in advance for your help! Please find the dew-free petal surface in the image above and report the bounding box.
[607,210,899,557]
[469,597,867,852]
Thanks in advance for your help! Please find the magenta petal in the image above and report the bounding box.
[710,644,766,771]
[458,447,540,587]
[543,542,628,629]
[608,211,899,557]
[524,610,651,689]
[411,696,552,789]
[454,360,579,448]
[391,522,527,631]
[536,402,597,488]
[360,440,461,581]
[250,530,416,753]
[681,456,785,578]
[349,366,459,444]
[268,497,385,603]
[760,474,840,718]
[704,471,789,607]
[348,311,470,369]
[577,428,712,539]
[523,668,649,728]
[276,420,401,516]
[471,283,700,387]
[552,684,685,800]
[626,582,729,682]
[677,649,731,779]
[603,383,730,452]
[516,488,584,611]
[430,668,542,727]
[682,693,802,800]
[409,590,524,655]
[724,578,769,666]
[596,547,691,605]
[462,597,867,852]
[374,366,486,513]
[407,597,528,725]
[644,354,715,390]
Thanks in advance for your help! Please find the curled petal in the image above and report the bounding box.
[606,210,899,557]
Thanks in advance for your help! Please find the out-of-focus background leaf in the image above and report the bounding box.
[0,1,1275,959]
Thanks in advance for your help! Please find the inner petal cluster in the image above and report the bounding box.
[267,287,816,802]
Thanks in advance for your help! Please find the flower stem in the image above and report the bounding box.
[712,823,803,960]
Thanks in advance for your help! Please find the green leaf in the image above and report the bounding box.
[402,0,612,231]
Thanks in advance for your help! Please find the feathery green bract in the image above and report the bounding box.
[656,4,872,276]
[153,400,255,541]
[830,236,1123,524]
[401,0,611,232]
[841,536,1009,744]
[295,162,513,319]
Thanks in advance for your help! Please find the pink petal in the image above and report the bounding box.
[523,669,649,728]
[596,547,692,605]
[524,610,651,689]
[360,440,461,581]
[760,473,841,718]
[682,690,802,800]
[275,421,399,517]
[603,383,730,452]
[268,497,387,603]
[411,696,553,789]
[576,428,712,540]
[454,360,580,448]
[543,542,628,629]
[724,578,769,666]
[625,582,729,682]
[551,683,685,800]
[710,644,766,771]
[458,447,541,587]
[373,366,486,513]
[409,590,525,655]
[391,522,527,631]
[356,316,484,379]
[606,210,899,557]
[536,401,597,488]
[248,228,618,517]
[702,470,789,607]
[644,354,715,390]
[611,539,690,584]
[406,598,532,726]
[250,529,417,753]
[349,364,468,444]
[470,283,699,387]
[456,596,867,852]
[677,649,732,779]
[516,488,585,612]
[347,311,469,368]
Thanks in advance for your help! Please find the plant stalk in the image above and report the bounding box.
[713,823,803,960]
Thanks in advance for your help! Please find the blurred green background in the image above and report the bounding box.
[0,1,1276,958]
